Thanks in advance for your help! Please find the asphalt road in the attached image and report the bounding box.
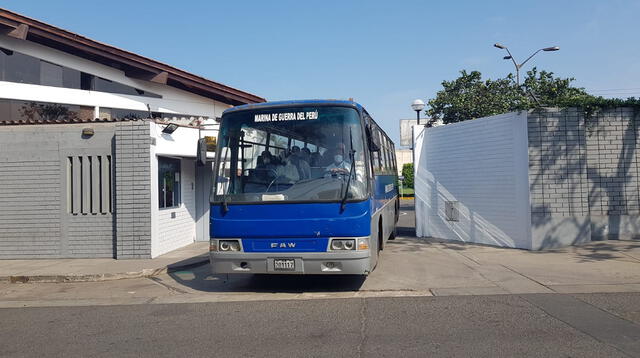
[1,293,639,357]
[2,200,640,357]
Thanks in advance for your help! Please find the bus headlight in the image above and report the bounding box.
[330,239,356,251]
[216,239,241,252]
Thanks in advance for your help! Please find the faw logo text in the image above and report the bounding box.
[271,242,296,248]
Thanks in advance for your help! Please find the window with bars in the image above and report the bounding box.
[67,155,112,214]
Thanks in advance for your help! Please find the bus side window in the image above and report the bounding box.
[381,138,388,174]
[388,141,395,174]
[372,127,383,174]
[391,144,398,175]
[372,151,380,175]
[382,136,390,174]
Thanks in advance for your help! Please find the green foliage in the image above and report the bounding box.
[401,163,414,188]
[426,70,525,123]
[426,68,640,123]
[554,96,640,119]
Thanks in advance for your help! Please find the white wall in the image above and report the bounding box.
[413,112,532,249]
[0,35,231,119]
[395,149,412,176]
[153,158,197,257]
[149,123,202,257]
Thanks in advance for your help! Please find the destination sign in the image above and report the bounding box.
[254,111,318,122]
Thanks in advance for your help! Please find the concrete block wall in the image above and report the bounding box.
[0,123,115,258]
[584,108,640,239]
[68,215,114,257]
[114,121,152,259]
[0,158,61,258]
[527,107,640,246]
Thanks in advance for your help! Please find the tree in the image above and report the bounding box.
[521,68,593,107]
[426,68,595,123]
[401,163,414,188]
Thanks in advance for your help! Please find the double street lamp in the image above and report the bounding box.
[493,43,560,86]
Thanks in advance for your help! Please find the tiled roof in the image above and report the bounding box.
[0,8,266,106]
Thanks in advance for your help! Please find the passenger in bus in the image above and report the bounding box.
[275,156,300,182]
[310,152,323,167]
[290,146,311,180]
[255,151,277,181]
[325,143,351,175]
[322,143,348,167]
[275,151,287,166]
[301,147,311,161]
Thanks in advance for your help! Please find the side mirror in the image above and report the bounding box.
[196,138,207,166]
[367,127,380,152]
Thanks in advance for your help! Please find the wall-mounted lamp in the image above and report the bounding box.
[81,128,95,137]
[162,123,179,134]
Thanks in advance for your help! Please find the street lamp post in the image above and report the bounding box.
[411,99,425,124]
[409,99,425,191]
[493,43,560,87]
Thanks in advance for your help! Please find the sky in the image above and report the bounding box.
[3,0,640,145]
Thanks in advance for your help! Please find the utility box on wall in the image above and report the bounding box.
[445,201,459,222]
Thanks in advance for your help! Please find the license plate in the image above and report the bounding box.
[274,259,296,271]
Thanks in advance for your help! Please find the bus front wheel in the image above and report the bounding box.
[378,219,384,254]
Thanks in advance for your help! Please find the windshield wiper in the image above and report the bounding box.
[340,128,356,213]
[220,136,230,214]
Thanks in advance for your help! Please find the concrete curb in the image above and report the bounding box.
[1,256,210,284]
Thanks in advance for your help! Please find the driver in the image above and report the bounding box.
[325,143,351,175]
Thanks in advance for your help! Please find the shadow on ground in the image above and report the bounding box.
[396,199,416,237]
[164,200,420,294]
[536,240,640,263]
[166,265,366,293]
[385,237,435,253]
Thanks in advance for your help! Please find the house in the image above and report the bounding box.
[0,8,265,259]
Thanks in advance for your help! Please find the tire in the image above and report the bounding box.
[389,200,398,240]
[388,227,396,240]
[394,198,400,223]
[378,219,384,253]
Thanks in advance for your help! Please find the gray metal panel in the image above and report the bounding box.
[91,155,100,214]
[101,155,110,213]
[66,157,72,214]
[81,156,90,213]
[72,156,81,214]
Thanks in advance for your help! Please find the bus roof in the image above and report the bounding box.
[223,99,364,115]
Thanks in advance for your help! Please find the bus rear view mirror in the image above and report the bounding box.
[196,138,207,166]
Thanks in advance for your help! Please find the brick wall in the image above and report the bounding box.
[0,123,116,258]
[528,108,588,216]
[528,107,640,246]
[114,121,152,259]
[0,159,61,258]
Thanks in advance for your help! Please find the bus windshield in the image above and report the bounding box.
[212,106,368,204]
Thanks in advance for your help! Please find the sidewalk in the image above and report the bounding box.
[0,242,209,283]
[364,237,640,296]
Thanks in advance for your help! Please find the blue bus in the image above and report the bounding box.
[209,100,399,275]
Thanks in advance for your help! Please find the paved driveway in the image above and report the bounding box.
[1,200,639,307]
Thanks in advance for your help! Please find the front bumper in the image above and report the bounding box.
[209,251,371,275]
